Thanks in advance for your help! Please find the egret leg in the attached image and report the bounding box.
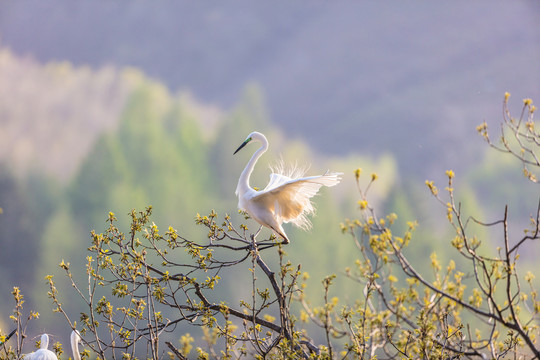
[255,234,289,249]
[258,237,288,250]
[258,243,279,251]
[256,241,278,247]
[253,225,263,239]
[249,225,289,249]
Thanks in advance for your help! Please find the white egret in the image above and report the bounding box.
[23,334,58,360]
[70,330,82,360]
[234,131,342,244]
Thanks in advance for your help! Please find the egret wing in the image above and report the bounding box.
[264,172,293,192]
[252,172,342,229]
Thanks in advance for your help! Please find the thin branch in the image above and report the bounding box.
[165,341,187,360]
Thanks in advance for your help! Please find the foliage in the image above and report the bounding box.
[0,46,399,334]
[45,207,311,359]
[0,288,59,359]
[0,96,526,359]
[0,170,58,313]
[0,45,133,181]
[333,167,539,358]
[477,92,538,183]
[2,94,539,358]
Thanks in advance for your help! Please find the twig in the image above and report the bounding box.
[165,341,187,360]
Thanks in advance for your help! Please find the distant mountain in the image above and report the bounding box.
[0,47,223,181]
[0,47,131,180]
[1,2,539,179]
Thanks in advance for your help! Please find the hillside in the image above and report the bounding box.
[0,46,224,182]
[0,47,131,181]
[1,2,539,179]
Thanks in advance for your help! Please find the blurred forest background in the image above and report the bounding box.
[0,1,539,351]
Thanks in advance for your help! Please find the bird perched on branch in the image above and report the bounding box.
[234,131,342,244]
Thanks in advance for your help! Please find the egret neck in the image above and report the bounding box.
[71,331,81,360]
[235,133,268,197]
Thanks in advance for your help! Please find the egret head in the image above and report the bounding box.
[71,330,81,344]
[233,132,266,155]
[40,334,49,349]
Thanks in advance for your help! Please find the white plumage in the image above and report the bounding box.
[70,330,82,360]
[234,131,342,244]
[23,331,81,360]
[23,334,58,360]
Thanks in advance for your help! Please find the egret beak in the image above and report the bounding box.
[233,138,250,155]
[0,329,16,346]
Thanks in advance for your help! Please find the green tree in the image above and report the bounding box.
[30,96,538,359]
[0,169,57,313]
